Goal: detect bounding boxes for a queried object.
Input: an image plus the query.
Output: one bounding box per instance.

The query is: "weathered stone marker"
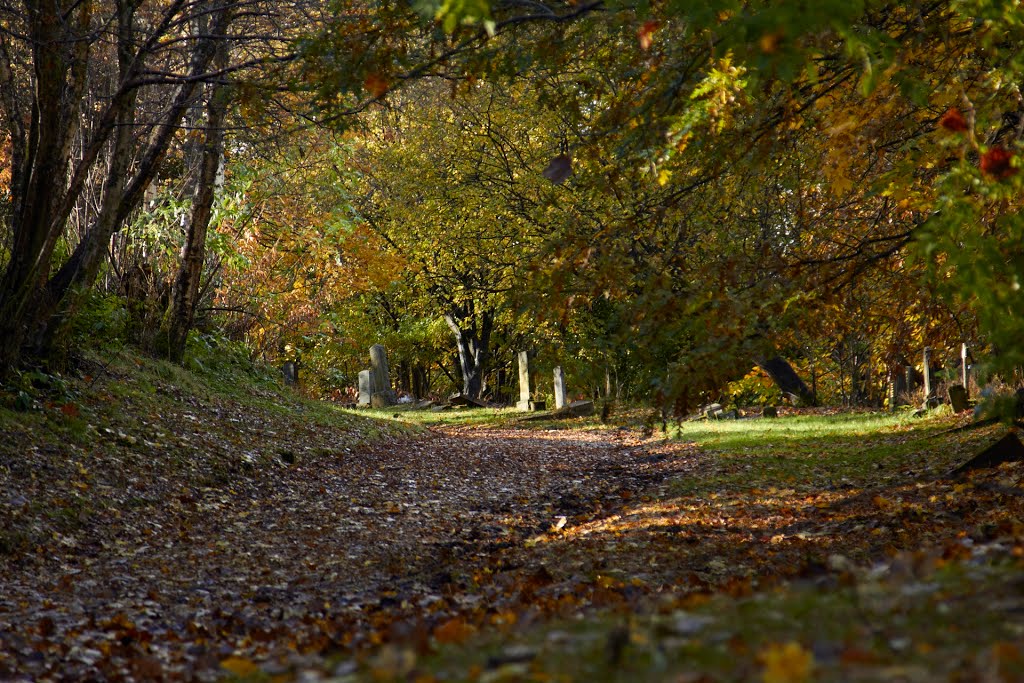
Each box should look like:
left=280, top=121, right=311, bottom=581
left=961, top=343, right=970, bottom=399
left=370, top=344, right=390, bottom=394
left=516, top=351, right=532, bottom=411
left=357, top=370, right=372, bottom=407
left=948, top=384, right=969, bottom=413
left=282, top=361, right=298, bottom=386
left=922, top=346, right=932, bottom=402
left=553, top=366, right=567, bottom=410
left=369, top=344, right=397, bottom=406
left=564, top=400, right=594, bottom=417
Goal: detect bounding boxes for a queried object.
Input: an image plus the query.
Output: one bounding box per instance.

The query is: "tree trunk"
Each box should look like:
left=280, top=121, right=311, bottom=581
left=164, top=10, right=232, bottom=363
left=444, top=303, right=493, bottom=400
left=758, top=355, right=818, bottom=406
left=0, top=1, right=231, bottom=373
left=0, top=0, right=86, bottom=370
left=40, top=6, right=230, bottom=360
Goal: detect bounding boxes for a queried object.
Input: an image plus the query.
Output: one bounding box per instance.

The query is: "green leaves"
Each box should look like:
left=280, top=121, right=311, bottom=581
left=432, top=0, right=495, bottom=34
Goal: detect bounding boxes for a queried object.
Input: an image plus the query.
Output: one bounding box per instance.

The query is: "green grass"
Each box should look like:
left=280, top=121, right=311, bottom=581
left=354, top=404, right=602, bottom=428
left=667, top=410, right=962, bottom=494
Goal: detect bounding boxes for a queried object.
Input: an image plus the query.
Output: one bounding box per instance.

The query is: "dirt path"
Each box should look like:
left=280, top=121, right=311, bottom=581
left=4, top=417, right=1019, bottom=681
left=0, top=425, right=696, bottom=680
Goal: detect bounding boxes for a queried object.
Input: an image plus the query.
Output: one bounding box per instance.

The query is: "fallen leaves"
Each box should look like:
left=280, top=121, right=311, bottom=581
left=760, top=641, right=814, bottom=683
left=7, top=358, right=1024, bottom=682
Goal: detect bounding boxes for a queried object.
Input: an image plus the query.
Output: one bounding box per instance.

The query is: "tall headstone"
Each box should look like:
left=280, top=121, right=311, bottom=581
left=553, top=366, right=567, bottom=410
left=922, top=346, right=932, bottom=401
left=961, top=343, right=970, bottom=399
left=516, top=351, right=532, bottom=411
left=369, top=344, right=397, bottom=406
left=357, top=370, right=373, bottom=407
left=887, top=370, right=896, bottom=413
left=282, top=361, right=298, bottom=386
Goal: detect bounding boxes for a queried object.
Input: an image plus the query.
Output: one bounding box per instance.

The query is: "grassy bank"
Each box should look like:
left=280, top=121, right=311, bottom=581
left=0, top=340, right=414, bottom=559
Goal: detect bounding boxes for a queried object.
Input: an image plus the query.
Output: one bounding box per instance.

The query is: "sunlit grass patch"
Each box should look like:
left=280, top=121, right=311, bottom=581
left=672, top=411, right=937, bottom=448
left=666, top=411, right=983, bottom=494
left=355, top=405, right=521, bottom=427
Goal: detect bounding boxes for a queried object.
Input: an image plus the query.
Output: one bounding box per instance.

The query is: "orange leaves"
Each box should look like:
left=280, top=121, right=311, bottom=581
left=980, top=146, right=1017, bottom=180
left=637, top=20, right=660, bottom=51
left=363, top=73, right=390, bottom=98
left=938, top=108, right=968, bottom=133
left=432, top=617, right=476, bottom=644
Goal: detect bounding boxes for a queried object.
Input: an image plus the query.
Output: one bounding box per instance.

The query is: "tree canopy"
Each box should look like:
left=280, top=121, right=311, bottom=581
left=1, top=0, right=1022, bottom=409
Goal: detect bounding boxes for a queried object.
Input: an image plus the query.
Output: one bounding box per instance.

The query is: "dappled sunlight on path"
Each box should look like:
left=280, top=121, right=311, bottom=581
left=2, top=417, right=1020, bottom=680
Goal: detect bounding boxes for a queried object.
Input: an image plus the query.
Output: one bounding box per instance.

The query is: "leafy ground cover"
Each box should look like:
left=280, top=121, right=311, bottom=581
left=3, top=357, right=1024, bottom=682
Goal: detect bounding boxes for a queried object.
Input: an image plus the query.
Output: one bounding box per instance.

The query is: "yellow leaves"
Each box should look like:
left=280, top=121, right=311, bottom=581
left=872, top=494, right=892, bottom=510
left=220, top=656, right=260, bottom=677
left=760, top=641, right=814, bottom=683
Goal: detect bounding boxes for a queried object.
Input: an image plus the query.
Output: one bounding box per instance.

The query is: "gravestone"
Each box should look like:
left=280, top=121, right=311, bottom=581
left=282, top=361, right=298, bottom=386
left=370, top=392, right=393, bottom=408
left=516, top=351, right=532, bottom=411
left=357, top=370, right=372, bottom=407
left=922, top=346, right=932, bottom=402
left=949, top=384, right=969, bottom=413
left=553, top=366, right=567, bottom=410
left=561, top=400, right=595, bottom=417
left=369, top=344, right=397, bottom=406
left=961, top=343, right=970, bottom=399
left=763, top=406, right=778, bottom=418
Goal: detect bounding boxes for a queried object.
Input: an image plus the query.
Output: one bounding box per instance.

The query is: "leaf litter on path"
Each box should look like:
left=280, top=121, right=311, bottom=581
left=3, top=404, right=1024, bottom=682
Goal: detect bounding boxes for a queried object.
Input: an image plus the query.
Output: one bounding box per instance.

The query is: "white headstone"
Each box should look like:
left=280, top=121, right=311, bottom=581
left=516, top=351, right=531, bottom=411
left=553, top=366, right=567, bottom=410
left=357, top=370, right=372, bottom=406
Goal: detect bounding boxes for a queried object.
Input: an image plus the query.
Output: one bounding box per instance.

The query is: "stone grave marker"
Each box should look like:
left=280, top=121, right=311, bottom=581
left=282, top=361, right=298, bottom=386
left=923, top=346, right=933, bottom=402
left=553, top=366, right=567, bottom=410
left=949, top=384, right=969, bottom=413
left=565, top=400, right=594, bottom=417
left=516, top=351, right=532, bottom=411
left=357, top=370, right=372, bottom=406
left=369, top=344, right=398, bottom=406
left=961, top=343, right=970, bottom=399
